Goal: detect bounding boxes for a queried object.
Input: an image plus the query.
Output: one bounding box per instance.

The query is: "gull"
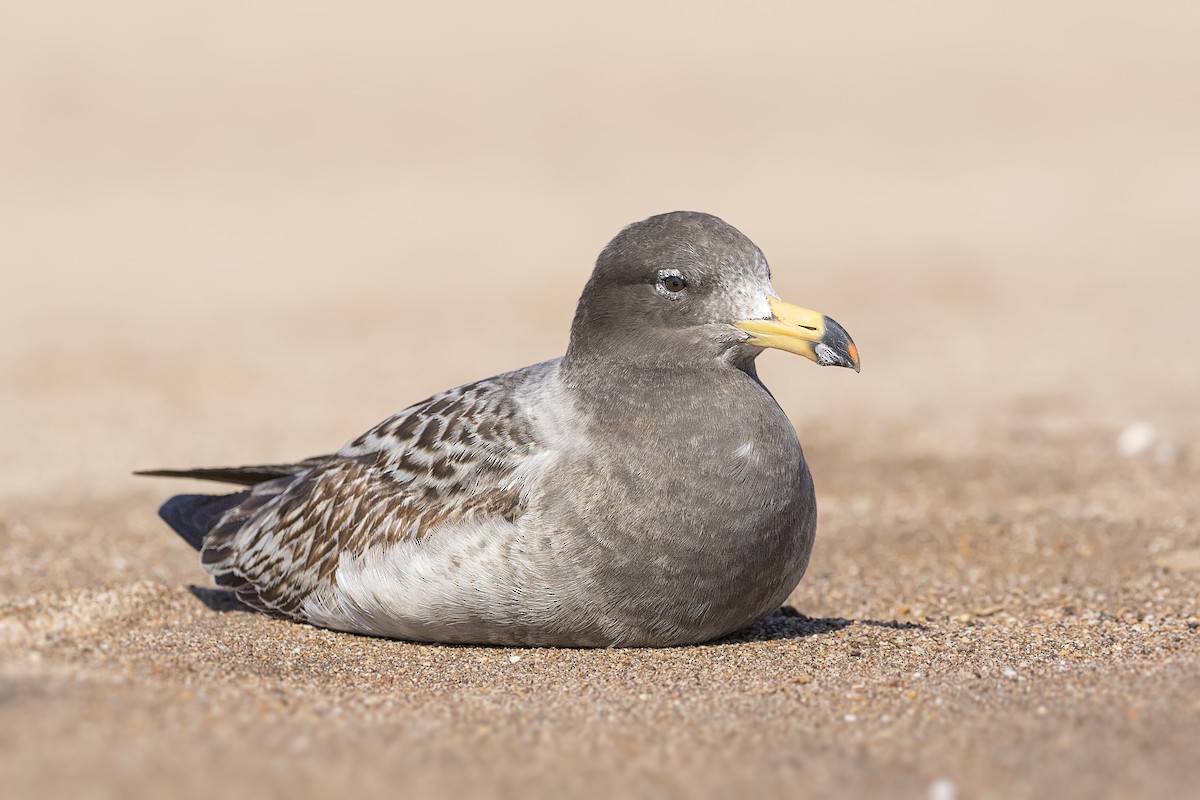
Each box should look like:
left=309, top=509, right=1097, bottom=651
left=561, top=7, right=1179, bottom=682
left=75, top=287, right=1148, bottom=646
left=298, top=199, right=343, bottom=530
left=141, top=211, right=859, bottom=646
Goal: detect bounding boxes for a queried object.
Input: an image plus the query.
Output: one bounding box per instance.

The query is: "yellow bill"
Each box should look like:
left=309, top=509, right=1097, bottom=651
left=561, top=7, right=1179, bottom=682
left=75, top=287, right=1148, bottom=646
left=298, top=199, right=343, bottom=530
left=734, top=296, right=860, bottom=372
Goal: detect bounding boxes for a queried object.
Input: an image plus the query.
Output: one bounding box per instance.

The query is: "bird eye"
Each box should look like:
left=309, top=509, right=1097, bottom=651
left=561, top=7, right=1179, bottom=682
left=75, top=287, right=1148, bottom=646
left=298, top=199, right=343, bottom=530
left=660, top=275, right=687, bottom=293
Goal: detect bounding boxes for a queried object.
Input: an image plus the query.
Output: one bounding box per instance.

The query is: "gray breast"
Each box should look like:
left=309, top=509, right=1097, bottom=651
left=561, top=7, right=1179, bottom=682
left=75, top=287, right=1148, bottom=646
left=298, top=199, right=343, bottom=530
left=530, top=365, right=817, bottom=646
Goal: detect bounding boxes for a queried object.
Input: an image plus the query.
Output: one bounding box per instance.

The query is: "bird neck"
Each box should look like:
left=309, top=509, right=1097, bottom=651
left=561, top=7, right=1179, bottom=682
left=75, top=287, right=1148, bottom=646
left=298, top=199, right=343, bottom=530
left=558, top=345, right=766, bottom=416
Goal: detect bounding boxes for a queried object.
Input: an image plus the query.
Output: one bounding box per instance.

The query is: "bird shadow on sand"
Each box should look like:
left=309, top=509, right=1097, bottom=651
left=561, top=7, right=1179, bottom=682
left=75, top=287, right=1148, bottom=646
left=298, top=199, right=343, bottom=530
left=716, top=605, right=925, bottom=644
left=184, top=589, right=925, bottom=646
left=187, top=586, right=254, bottom=613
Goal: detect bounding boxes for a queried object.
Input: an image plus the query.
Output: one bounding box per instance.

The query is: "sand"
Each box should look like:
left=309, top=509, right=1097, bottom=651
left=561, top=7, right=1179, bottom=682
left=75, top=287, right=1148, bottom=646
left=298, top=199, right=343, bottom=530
left=2, top=3, right=1198, bottom=798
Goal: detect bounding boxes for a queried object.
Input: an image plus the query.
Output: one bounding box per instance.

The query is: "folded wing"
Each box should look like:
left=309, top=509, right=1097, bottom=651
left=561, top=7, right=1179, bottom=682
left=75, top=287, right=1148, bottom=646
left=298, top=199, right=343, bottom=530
left=174, top=376, right=541, bottom=617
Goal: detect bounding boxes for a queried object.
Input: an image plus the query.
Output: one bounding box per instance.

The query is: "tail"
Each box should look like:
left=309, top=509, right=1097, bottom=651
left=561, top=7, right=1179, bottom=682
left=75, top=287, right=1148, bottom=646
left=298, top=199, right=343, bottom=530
left=158, top=492, right=251, bottom=550
left=139, top=456, right=328, bottom=549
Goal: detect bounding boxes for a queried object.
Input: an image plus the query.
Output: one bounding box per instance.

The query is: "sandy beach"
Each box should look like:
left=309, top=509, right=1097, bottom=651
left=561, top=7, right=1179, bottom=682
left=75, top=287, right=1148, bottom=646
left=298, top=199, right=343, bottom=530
left=2, top=3, right=1198, bottom=797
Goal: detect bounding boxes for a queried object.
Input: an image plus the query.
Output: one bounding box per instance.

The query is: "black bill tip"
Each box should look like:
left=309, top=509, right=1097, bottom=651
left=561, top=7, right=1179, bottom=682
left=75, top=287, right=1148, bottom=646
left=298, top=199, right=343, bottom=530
left=815, top=316, right=860, bottom=372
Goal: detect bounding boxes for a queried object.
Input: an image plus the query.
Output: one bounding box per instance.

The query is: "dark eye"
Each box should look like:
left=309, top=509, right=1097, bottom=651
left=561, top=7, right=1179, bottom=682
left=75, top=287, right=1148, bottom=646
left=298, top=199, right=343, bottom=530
left=660, top=275, right=687, bottom=293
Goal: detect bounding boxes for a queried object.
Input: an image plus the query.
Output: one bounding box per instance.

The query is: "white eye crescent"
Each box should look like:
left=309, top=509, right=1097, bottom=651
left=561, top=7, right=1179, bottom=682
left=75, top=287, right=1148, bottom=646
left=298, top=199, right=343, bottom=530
left=655, top=269, right=687, bottom=297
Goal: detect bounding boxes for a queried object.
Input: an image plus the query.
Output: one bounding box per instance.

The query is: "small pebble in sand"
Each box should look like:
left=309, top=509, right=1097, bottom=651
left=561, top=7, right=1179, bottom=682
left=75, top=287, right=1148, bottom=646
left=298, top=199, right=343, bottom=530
left=1117, top=422, right=1156, bottom=457
left=929, top=778, right=958, bottom=800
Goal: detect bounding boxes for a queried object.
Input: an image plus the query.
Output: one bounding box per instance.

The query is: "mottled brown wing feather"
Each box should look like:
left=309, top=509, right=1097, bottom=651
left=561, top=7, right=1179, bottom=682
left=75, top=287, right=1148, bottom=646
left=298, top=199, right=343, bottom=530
left=199, top=376, right=539, bottom=616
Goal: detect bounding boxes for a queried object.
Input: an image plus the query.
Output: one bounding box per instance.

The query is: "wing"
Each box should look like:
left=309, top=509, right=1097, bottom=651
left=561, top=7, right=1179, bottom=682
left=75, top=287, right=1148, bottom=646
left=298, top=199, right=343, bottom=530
left=199, top=375, right=542, bottom=617
left=137, top=456, right=332, bottom=486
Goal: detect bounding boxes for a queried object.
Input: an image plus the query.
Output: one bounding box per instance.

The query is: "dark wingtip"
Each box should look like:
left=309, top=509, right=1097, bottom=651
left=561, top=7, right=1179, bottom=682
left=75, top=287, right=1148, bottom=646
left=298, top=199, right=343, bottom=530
left=133, top=457, right=330, bottom=486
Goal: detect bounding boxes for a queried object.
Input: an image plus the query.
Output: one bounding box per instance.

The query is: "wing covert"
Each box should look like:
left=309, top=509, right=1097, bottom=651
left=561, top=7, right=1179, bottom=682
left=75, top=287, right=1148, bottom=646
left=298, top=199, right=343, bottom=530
left=200, top=376, right=541, bottom=616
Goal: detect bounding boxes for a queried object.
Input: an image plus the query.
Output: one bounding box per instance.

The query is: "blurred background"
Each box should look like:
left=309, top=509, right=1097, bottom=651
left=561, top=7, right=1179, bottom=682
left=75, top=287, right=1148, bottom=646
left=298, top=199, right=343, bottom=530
left=3, top=0, right=1197, bottom=505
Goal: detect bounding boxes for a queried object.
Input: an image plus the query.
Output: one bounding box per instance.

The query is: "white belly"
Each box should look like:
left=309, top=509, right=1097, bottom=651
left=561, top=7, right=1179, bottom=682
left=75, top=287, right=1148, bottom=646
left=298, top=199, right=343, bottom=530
left=296, top=517, right=633, bottom=645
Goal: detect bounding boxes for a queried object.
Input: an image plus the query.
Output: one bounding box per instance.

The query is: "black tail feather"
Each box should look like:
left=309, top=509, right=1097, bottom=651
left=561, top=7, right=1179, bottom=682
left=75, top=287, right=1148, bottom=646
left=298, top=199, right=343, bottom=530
left=158, top=492, right=250, bottom=551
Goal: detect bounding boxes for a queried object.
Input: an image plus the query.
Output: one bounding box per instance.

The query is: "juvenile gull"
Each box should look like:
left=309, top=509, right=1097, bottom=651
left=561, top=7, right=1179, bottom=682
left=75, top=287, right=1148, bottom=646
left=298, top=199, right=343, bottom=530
left=141, top=211, right=860, bottom=647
